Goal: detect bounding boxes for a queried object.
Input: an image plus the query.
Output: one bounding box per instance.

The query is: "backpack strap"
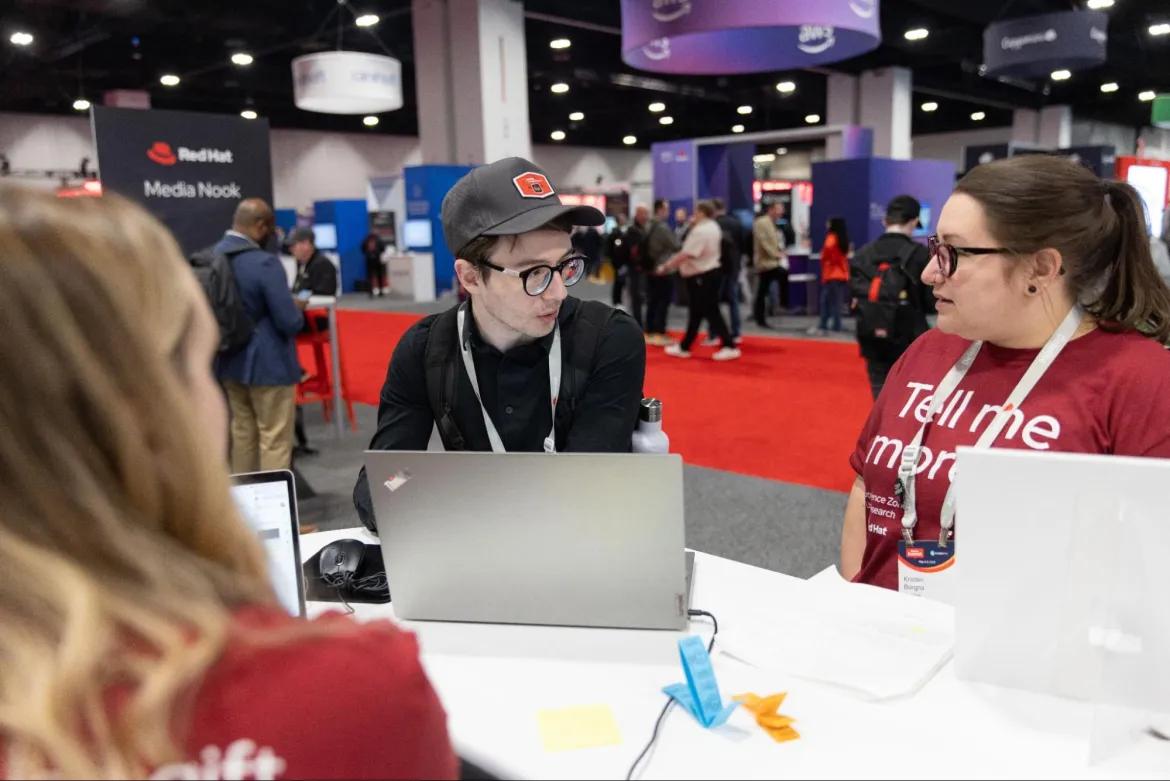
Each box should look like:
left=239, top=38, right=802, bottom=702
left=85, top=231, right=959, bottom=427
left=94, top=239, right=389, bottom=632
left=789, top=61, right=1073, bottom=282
left=423, top=308, right=466, bottom=451
left=559, top=300, right=617, bottom=418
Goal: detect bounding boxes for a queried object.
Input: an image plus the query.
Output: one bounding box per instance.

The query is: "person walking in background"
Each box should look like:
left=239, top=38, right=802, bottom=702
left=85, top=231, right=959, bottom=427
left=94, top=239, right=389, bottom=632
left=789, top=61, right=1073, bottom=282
left=811, top=216, right=851, bottom=335
left=674, top=206, right=691, bottom=242
left=642, top=199, right=681, bottom=345
left=624, top=205, right=650, bottom=326
left=606, top=212, right=631, bottom=309
left=216, top=200, right=307, bottom=475
left=362, top=233, right=388, bottom=296
left=753, top=198, right=789, bottom=328
left=658, top=200, right=740, bottom=361
left=578, top=225, right=603, bottom=280
left=708, top=198, right=744, bottom=344
left=286, top=227, right=339, bottom=458
left=849, top=195, right=936, bottom=399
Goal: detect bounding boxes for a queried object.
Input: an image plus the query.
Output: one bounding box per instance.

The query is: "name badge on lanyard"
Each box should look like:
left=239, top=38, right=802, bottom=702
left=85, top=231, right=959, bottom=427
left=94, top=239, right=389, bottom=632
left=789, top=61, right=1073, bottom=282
left=457, top=304, right=561, bottom=454
left=894, top=304, right=1085, bottom=604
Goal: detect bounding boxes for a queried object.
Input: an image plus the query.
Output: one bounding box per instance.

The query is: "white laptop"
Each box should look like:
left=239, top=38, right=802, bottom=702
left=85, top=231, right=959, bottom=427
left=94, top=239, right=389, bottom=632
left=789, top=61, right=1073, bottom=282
left=363, top=451, right=691, bottom=630
left=230, top=470, right=307, bottom=618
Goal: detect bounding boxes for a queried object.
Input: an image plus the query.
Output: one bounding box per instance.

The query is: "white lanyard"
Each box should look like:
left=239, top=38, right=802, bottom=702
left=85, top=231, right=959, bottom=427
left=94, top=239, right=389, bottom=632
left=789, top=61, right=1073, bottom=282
left=897, top=304, right=1085, bottom=545
left=456, top=304, right=561, bottom=454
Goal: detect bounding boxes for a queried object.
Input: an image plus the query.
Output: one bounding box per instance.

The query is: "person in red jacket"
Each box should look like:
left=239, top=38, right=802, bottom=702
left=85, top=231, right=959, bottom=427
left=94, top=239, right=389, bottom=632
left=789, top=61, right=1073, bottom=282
left=813, top=216, right=851, bottom=334
left=840, top=155, right=1170, bottom=592
left=0, top=187, right=457, bottom=780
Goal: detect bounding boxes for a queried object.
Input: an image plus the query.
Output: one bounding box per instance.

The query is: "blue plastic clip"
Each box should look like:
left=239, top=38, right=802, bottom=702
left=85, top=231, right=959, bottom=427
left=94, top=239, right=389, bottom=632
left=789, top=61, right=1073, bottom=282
left=662, top=635, right=738, bottom=728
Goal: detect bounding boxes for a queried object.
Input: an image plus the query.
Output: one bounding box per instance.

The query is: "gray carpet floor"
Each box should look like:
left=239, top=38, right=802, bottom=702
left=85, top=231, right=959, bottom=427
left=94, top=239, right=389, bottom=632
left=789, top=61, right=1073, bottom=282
left=296, top=280, right=853, bottom=580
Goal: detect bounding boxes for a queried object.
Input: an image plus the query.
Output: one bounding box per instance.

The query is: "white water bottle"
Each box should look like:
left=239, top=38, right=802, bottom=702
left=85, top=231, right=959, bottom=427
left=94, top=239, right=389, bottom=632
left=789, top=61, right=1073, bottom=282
left=632, top=398, right=670, bottom=454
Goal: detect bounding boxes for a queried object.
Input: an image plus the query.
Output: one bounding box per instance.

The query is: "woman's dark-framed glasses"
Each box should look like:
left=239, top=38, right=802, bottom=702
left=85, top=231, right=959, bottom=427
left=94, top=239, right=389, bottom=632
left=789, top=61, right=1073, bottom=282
left=927, top=235, right=1009, bottom=277
left=482, top=255, right=587, bottom=296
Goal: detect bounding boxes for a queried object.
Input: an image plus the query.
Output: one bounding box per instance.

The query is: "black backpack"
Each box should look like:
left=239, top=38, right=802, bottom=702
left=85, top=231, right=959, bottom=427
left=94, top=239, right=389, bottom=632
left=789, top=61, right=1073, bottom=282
left=189, top=245, right=254, bottom=354
left=849, top=241, right=919, bottom=344
left=423, top=300, right=616, bottom=451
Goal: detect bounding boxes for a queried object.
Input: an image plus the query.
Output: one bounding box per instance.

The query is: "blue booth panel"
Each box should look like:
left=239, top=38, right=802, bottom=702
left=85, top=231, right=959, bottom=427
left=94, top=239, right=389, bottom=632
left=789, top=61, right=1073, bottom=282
left=404, top=164, right=475, bottom=294
left=313, top=199, right=369, bottom=294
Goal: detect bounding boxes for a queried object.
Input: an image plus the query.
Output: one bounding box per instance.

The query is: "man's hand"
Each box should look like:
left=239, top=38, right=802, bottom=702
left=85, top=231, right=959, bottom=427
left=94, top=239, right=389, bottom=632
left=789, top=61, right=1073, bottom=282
left=294, top=295, right=310, bottom=310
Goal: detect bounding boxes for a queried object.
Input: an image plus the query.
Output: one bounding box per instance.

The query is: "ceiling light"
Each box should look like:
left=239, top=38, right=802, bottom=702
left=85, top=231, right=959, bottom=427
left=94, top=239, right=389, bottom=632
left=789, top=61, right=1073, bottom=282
left=732, top=124, right=745, bottom=133
left=550, top=82, right=569, bottom=94
left=904, top=28, right=929, bottom=41
left=363, top=115, right=379, bottom=126
left=623, top=135, right=637, bottom=145
left=753, top=153, right=776, bottom=163
left=1051, top=69, right=1072, bottom=81
left=737, top=105, right=753, bottom=115
left=72, top=98, right=91, bottom=111
left=355, top=14, right=380, bottom=27
left=10, top=31, right=33, bottom=46
left=231, top=52, right=254, bottom=66
left=1140, top=90, right=1157, bottom=102
left=776, top=81, right=796, bottom=93
left=805, top=114, right=820, bottom=124
left=1100, top=82, right=1119, bottom=93
left=921, top=101, right=939, bottom=112
left=777, top=147, right=788, bottom=154
left=659, top=116, right=674, bottom=125
left=159, top=74, right=180, bottom=86
left=240, top=110, right=258, bottom=120
left=1150, top=23, right=1170, bottom=36
left=550, top=38, right=571, bottom=49
left=971, top=111, right=986, bottom=121
left=649, top=102, right=666, bottom=112
left=550, top=130, right=566, bottom=141
left=1086, top=0, right=1113, bottom=8
left=569, top=111, right=584, bottom=121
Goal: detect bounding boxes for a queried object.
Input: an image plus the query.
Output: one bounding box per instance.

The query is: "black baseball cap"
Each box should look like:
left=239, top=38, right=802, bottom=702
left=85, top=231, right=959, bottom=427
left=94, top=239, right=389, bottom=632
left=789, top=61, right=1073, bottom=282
left=441, top=157, right=605, bottom=256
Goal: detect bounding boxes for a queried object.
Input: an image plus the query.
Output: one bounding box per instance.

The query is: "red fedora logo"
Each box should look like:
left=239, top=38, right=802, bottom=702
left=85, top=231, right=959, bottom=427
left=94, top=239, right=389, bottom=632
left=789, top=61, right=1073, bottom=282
left=513, top=172, right=555, bottom=199
left=147, top=142, right=177, bottom=166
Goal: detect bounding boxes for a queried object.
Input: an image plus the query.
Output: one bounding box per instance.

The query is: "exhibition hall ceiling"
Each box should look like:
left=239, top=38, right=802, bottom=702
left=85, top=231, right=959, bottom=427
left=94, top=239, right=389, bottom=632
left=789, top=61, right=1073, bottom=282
left=1, top=0, right=1167, bottom=149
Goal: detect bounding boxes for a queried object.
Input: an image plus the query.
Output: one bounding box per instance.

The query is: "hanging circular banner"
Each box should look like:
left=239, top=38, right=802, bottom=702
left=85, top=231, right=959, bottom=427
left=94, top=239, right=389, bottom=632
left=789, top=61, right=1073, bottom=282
left=620, top=0, right=881, bottom=75
left=292, top=51, right=403, bottom=114
left=983, top=11, right=1107, bottom=80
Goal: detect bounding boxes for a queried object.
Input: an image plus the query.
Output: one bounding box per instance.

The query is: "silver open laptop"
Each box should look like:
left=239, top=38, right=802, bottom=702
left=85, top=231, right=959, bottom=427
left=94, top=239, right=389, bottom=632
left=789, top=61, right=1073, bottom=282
left=363, top=451, right=691, bottom=630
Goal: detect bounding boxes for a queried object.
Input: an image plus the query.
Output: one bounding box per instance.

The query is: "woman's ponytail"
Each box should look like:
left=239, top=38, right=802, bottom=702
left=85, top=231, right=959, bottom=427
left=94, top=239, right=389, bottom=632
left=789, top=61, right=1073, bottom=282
left=1090, top=180, right=1170, bottom=343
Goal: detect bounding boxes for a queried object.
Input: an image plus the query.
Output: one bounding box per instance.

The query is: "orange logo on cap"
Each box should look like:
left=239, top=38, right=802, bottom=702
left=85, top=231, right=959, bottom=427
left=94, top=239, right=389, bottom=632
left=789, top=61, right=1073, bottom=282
left=513, top=172, right=555, bottom=199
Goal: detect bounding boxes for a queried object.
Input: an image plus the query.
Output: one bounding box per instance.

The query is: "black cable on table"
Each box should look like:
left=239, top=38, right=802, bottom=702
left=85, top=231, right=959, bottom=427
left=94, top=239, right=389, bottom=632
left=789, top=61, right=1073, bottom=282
left=624, top=609, right=720, bottom=781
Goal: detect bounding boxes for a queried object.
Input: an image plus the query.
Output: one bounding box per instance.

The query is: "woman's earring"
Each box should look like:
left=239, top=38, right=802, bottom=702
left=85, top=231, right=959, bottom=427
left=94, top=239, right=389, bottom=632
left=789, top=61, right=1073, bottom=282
left=1028, top=285, right=1037, bottom=294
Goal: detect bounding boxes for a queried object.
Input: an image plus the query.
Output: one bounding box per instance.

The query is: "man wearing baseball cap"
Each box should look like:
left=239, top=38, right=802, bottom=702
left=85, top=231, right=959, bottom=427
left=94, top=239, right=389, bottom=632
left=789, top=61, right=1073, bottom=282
left=352, top=157, right=646, bottom=531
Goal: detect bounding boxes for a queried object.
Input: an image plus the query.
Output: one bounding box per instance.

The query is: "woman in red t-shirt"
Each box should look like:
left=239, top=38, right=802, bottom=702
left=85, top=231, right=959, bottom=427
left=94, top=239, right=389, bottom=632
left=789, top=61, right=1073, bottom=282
left=815, top=217, right=851, bottom=333
left=840, top=155, right=1170, bottom=591
left=0, top=189, right=458, bottom=780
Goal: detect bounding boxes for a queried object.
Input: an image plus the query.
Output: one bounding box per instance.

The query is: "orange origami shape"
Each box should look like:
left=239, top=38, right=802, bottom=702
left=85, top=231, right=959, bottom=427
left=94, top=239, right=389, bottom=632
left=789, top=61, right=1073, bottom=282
left=733, top=692, right=801, bottom=743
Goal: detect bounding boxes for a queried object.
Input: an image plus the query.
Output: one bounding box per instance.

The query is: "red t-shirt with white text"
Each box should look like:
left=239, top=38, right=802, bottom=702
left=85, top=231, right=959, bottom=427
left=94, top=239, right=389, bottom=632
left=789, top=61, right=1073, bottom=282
left=2, top=606, right=458, bottom=780
left=850, top=327, right=1170, bottom=590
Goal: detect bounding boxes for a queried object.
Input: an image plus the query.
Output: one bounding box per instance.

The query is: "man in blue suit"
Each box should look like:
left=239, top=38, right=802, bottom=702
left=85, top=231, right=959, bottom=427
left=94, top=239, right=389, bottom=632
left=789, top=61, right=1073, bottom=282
left=216, top=198, right=306, bottom=474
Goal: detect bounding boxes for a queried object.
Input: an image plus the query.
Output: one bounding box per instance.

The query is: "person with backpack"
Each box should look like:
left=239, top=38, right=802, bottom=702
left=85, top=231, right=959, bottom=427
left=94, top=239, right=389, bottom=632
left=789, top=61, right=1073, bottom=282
left=352, top=158, right=646, bottom=532
left=641, top=199, right=681, bottom=345
left=214, top=199, right=307, bottom=475
left=848, top=195, right=936, bottom=399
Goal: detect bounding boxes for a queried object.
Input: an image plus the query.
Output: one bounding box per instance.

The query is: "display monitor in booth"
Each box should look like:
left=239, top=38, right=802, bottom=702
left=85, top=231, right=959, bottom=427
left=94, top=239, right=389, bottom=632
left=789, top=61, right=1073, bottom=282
left=603, top=216, right=618, bottom=234
left=913, top=204, right=933, bottom=237
left=733, top=208, right=755, bottom=227
left=311, top=223, right=338, bottom=250
left=1125, top=165, right=1169, bottom=237
left=403, top=219, right=433, bottom=249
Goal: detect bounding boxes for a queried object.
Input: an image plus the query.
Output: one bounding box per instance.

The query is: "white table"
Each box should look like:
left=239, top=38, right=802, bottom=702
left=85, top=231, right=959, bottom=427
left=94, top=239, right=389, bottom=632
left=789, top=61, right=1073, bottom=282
left=299, top=529, right=1167, bottom=780
left=306, top=296, right=344, bottom=439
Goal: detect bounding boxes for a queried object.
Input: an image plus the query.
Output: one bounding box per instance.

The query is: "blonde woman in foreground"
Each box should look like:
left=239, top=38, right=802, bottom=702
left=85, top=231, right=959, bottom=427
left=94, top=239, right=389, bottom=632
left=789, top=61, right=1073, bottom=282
left=0, top=188, right=457, bottom=780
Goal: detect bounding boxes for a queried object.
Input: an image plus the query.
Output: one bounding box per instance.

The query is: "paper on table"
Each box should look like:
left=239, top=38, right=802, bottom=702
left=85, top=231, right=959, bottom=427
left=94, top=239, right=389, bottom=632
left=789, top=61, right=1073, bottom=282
left=718, top=576, right=954, bottom=702
left=537, top=705, right=623, bottom=753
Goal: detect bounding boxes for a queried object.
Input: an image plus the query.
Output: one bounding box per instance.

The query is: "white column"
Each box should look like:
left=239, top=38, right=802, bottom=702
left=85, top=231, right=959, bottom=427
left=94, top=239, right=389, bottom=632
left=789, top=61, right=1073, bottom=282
left=1011, top=109, right=1039, bottom=145
left=825, top=73, right=858, bottom=160
left=858, top=67, right=912, bottom=160
left=412, top=0, right=531, bottom=165
left=1037, top=105, right=1072, bottom=150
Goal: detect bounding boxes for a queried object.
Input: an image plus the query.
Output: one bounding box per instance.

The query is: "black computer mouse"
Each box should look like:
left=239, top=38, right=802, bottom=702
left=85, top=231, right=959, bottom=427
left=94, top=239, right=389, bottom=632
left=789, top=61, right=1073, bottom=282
left=319, top=539, right=366, bottom=579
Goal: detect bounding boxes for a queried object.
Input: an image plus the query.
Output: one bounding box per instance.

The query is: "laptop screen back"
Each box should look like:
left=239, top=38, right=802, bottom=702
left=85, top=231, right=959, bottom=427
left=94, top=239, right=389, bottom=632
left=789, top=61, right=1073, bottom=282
left=230, top=471, right=306, bottom=617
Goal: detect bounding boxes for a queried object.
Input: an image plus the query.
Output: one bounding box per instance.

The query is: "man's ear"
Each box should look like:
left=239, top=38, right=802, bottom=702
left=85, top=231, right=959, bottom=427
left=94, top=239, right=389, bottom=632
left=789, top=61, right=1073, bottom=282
left=454, top=258, right=482, bottom=293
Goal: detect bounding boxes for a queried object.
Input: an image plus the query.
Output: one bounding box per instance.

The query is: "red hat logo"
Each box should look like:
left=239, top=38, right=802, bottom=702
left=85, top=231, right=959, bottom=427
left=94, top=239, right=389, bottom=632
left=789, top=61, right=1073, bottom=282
left=147, top=142, right=177, bottom=166
left=513, top=172, right=555, bottom=199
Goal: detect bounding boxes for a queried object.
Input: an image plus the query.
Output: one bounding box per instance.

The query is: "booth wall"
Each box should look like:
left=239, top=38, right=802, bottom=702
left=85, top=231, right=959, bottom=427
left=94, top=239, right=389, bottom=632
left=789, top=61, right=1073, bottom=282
left=910, top=127, right=1014, bottom=173
left=531, top=144, right=654, bottom=210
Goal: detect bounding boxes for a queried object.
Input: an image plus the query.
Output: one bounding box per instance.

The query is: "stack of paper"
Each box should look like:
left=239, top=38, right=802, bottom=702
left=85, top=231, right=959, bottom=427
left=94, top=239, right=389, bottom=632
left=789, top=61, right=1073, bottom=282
left=718, top=578, right=955, bottom=701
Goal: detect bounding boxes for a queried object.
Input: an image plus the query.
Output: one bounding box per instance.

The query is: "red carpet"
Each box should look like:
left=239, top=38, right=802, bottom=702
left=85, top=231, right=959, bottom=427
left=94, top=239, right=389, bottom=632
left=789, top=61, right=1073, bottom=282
left=325, top=310, right=873, bottom=493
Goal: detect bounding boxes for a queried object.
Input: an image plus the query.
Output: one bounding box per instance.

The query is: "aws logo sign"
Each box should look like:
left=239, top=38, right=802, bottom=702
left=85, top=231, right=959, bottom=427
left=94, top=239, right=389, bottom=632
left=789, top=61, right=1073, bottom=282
left=651, top=0, right=691, bottom=23
left=642, top=37, right=672, bottom=61
left=797, top=25, right=836, bottom=54
left=147, top=142, right=235, bottom=166
left=849, top=0, right=876, bottom=19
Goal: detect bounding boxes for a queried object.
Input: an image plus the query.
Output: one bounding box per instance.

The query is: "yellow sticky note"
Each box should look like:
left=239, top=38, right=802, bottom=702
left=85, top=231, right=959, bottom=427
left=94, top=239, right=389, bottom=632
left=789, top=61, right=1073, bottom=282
left=537, top=705, right=623, bottom=753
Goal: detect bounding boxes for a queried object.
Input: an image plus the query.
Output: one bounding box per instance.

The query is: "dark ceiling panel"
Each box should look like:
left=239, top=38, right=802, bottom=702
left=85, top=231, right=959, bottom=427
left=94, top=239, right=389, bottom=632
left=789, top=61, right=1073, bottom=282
left=0, top=0, right=1166, bottom=148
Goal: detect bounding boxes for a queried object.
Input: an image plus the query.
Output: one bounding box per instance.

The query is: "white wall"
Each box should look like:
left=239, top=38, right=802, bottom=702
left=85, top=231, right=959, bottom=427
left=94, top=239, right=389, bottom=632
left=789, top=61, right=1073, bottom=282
left=268, top=128, right=421, bottom=209
left=531, top=143, right=654, bottom=210
left=0, top=112, right=96, bottom=190
left=910, top=127, right=1014, bottom=171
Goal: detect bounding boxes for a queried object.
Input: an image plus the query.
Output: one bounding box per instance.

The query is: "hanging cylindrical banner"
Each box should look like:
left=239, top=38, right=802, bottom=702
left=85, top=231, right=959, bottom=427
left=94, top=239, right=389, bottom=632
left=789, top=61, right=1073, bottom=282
left=292, top=51, right=403, bottom=114
left=620, top=0, right=881, bottom=75
left=982, top=11, right=1107, bottom=80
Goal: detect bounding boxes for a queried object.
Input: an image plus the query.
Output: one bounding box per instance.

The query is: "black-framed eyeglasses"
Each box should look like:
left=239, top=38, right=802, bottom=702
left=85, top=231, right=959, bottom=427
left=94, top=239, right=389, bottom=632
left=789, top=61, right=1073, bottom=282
left=927, top=235, right=1010, bottom=277
left=481, top=255, right=587, bottom=296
